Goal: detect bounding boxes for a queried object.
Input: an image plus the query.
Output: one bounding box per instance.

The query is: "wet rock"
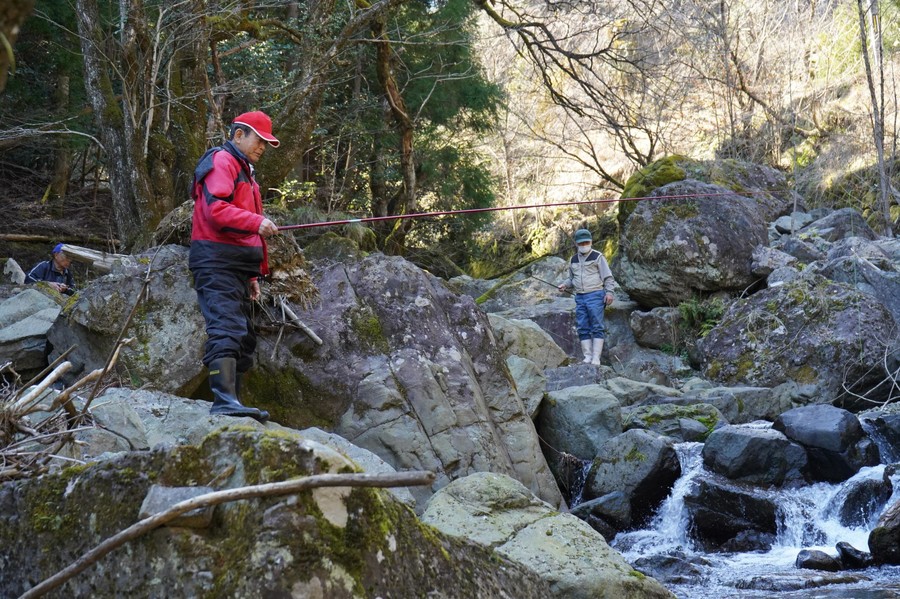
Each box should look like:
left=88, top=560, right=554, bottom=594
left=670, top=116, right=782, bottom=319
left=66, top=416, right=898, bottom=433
left=585, top=429, right=681, bottom=527
left=631, top=550, right=712, bottom=586
left=869, top=498, right=900, bottom=564
left=795, top=549, right=842, bottom=571
left=831, top=471, right=893, bottom=527
left=702, top=424, right=807, bottom=486
left=735, top=570, right=866, bottom=592
left=836, top=541, right=874, bottom=569
left=774, top=405, right=880, bottom=483
left=720, top=530, right=777, bottom=553
left=683, top=478, right=778, bottom=551
left=570, top=491, right=631, bottom=530
left=861, top=411, right=900, bottom=462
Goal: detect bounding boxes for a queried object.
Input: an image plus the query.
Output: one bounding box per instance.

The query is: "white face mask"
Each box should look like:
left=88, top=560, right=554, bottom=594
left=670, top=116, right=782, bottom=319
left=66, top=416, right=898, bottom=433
left=578, top=244, right=592, bottom=255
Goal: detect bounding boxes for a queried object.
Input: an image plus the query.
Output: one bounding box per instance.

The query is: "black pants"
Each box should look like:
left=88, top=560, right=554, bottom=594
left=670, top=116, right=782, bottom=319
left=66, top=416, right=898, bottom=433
left=192, top=268, right=257, bottom=371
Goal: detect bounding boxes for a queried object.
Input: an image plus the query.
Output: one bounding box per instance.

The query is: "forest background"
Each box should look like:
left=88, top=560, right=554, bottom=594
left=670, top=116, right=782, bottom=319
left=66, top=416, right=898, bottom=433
left=1, top=0, right=899, bottom=281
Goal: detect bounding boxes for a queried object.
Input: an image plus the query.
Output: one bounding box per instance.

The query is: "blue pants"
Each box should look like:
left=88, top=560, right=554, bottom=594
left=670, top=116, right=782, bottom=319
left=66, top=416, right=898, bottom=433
left=192, top=268, right=257, bottom=371
left=575, top=290, right=607, bottom=341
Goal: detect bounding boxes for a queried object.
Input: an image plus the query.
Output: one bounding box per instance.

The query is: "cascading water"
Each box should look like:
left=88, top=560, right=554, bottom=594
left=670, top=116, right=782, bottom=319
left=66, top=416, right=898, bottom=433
left=610, top=441, right=900, bottom=598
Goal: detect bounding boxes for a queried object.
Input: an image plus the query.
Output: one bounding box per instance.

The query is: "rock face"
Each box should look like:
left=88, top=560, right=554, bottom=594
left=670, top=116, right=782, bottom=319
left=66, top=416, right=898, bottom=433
left=255, top=253, right=562, bottom=509
left=0, top=288, right=60, bottom=371
left=869, top=499, right=900, bottom=565
left=421, top=472, right=674, bottom=599
left=538, top=384, right=623, bottom=460
left=46, top=245, right=206, bottom=395
left=683, top=478, right=778, bottom=552
left=700, top=273, right=893, bottom=403
left=0, top=430, right=552, bottom=598
left=614, top=179, right=775, bottom=308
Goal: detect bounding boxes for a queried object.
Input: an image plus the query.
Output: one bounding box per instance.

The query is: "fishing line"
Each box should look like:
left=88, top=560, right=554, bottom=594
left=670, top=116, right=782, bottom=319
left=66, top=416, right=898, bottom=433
left=277, top=189, right=787, bottom=231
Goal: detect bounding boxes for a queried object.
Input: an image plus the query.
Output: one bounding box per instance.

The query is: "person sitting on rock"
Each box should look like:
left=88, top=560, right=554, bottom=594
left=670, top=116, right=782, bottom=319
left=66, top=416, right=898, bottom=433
left=558, top=228, right=616, bottom=365
left=25, top=243, right=76, bottom=295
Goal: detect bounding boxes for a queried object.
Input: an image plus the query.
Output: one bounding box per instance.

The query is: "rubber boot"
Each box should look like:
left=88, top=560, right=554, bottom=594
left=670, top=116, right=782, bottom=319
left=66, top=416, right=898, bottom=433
left=590, top=338, right=604, bottom=366
left=209, top=358, right=269, bottom=423
left=581, top=339, right=592, bottom=363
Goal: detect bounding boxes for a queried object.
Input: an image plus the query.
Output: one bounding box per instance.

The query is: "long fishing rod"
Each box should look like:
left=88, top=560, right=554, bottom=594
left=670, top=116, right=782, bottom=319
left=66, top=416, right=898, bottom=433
left=529, top=274, right=573, bottom=295
left=276, top=189, right=784, bottom=231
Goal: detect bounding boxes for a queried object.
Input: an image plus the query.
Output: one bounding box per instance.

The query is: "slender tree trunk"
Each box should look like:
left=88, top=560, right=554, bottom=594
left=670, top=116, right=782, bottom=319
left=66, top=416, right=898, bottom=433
left=857, top=0, right=893, bottom=236
left=372, top=16, right=416, bottom=255
left=50, top=74, right=72, bottom=214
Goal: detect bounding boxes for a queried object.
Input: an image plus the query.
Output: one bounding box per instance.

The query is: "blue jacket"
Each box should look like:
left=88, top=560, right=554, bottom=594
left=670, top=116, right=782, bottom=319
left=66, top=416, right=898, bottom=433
left=25, top=260, right=76, bottom=295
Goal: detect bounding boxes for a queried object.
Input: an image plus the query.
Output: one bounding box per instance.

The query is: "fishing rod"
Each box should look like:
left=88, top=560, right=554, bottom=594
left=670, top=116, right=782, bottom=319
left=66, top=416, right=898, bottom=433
left=276, top=189, right=784, bottom=231
left=529, top=274, right=573, bottom=295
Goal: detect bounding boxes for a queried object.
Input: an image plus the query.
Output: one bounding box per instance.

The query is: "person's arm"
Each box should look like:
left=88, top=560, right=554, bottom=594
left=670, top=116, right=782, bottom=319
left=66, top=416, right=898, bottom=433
left=598, top=255, right=616, bottom=304
left=558, top=260, right=575, bottom=291
left=63, top=270, right=76, bottom=295
left=24, top=262, right=49, bottom=285
left=202, top=153, right=265, bottom=235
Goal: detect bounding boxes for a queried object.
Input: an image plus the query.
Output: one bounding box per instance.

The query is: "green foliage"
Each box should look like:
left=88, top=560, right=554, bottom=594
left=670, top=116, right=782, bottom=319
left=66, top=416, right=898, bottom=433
left=678, top=296, right=726, bottom=338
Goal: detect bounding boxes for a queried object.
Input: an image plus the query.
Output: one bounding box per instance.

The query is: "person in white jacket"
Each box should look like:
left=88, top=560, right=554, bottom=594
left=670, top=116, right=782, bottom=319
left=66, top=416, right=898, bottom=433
left=558, top=229, right=616, bottom=365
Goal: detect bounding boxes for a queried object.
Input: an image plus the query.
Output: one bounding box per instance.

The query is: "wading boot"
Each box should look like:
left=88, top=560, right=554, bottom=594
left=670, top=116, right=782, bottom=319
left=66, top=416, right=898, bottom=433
left=235, top=369, right=270, bottom=423
left=209, top=357, right=269, bottom=423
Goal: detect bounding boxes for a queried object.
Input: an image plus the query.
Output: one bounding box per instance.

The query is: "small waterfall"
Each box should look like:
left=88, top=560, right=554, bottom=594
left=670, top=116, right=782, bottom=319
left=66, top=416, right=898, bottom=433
left=567, top=459, right=593, bottom=507
left=609, top=438, right=900, bottom=598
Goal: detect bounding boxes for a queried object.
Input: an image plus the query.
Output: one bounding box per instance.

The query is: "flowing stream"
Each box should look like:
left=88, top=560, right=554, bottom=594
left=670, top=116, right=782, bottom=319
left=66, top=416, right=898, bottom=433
left=605, top=442, right=900, bottom=598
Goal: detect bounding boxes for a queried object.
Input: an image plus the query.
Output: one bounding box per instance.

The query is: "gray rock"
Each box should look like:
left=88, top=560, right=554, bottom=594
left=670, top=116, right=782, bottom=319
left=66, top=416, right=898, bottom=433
left=506, top=355, right=545, bottom=418
left=702, top=424, right=807, bottom=486
left=3, top=258, right=25, bottom=285
left=570, top=491, right=632, bottom=529
left=258, top=253, right=562, bottom=510
left=629, top=307, right=681, bottom=350
left=861, top=411, right=900, bottom=462
left=799, top=207, right=878, bottom=242
left=614, top=179, right=775, bottom=307
left=585, top=429, right=681, bottom=527
left=836, top=541, right=874, bottom=569
left=421, top=472, right=674, bottom=599
left=795, top=549, right=842, bottom=572
left=544, top=363, right=611, bottom=392
left=700, top=273, right=895, bottom=404
left=46, top=245, right=206, bottom=395
left=488, top=313, right=567, bottom=370
left=602, top=376, right=682, bottom=407
left=445, top=274, right=494, bottom=300
left=767, top=265, right=802, bottom=286
left=774, top=405, right=880, bottom=483
left=622, top=402, right=725, bottom=442
left=831, top=472, right=893, bottom=527
left=0, top=431, right=552, bottom=598
left=674, top=383, right=801, bottom=423
left=751, top=245, right=798, bottom=276
left=870, top=499, right=900, bottom=564
left=477, top=256, right=571, bottom=313
left=538, top=384, right=622, bottom=460
left=774, top=212, right=815, bottom=234
left=0, top=288, right=60, bottom=371
left=813, top=241, right=900, bottom=326
left=776, top=236, right=827, bottom=264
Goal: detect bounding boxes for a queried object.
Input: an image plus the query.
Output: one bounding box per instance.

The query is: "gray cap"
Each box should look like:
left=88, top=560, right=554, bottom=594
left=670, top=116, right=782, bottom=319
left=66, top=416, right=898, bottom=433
left=574, top=229, right=592, bottom=243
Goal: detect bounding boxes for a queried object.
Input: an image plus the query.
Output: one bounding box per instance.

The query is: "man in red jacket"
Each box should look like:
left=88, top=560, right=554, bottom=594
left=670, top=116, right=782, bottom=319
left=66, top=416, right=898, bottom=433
left=189, top=111, right=280, bottom=423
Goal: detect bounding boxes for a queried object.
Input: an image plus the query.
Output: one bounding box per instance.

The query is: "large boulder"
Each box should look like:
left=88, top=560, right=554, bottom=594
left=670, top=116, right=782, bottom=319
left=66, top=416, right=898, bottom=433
left=614, top=179, right=773, bottom=307
left=798, top=207, right=878, bottom=242
left=701, top=424, right=807, bottom=487
left=488, top=313, right=568, bottom=370
left=475, top=256, right=571, bottom=313
left=0, top=288, right=60, bottom=371
left=584, top=429, right=681, bottom=527
left=683, top=477, right=778, bottom=552
left=675, top=382, right=807, bottom=424
left=0, top=430, right=552, bottom=598
left=700, top=273, right=894, bottom=404
left=537, top=384, right=622, bottom=461
left=622, top=402, right=725, bottom=442
left=254, top=253, right=562, bottom=510
left=773, top=405, right=880, bottom=483
left=46, top=245, right=206, bottom=395
left=421, top=472, right=674, bottom=599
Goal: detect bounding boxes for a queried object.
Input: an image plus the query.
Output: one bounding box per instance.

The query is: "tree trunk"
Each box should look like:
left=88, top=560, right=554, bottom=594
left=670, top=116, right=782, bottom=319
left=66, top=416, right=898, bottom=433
left=49, top=74, right=72, bottom=214
left=0, top=0, right=36, bottom=92
left=857, top=0, right=893, bottom=237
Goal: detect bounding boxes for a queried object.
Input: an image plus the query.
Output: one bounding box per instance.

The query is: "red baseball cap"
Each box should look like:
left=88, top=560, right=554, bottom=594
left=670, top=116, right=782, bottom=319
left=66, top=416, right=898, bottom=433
left=232, top=111, right=280, bottom=147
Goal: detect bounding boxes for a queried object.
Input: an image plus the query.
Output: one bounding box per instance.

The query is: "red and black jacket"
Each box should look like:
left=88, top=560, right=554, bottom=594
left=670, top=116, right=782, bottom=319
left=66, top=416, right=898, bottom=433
left=188, top=141, right=269, bottom=276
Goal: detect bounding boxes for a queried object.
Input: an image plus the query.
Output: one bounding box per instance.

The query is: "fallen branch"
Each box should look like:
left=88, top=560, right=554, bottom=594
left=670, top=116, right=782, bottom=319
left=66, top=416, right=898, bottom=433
left=279, top=295, right=324, bottom=345
left=20, top=470, right=436, bottom=599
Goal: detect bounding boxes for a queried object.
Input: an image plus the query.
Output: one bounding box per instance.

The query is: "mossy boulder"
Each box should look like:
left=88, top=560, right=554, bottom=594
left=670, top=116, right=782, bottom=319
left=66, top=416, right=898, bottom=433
left=700, top=273, right=895, bottom=406
left=615, top=158, right=795, bottom=308
left=0, top=430, right=554, bottom=598
left=622, top=402, right=726, bottom=442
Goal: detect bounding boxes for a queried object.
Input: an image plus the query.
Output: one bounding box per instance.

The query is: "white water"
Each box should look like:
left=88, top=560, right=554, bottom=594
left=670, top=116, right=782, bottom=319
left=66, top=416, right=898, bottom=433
left=610, top=440, right=900, bottom=598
